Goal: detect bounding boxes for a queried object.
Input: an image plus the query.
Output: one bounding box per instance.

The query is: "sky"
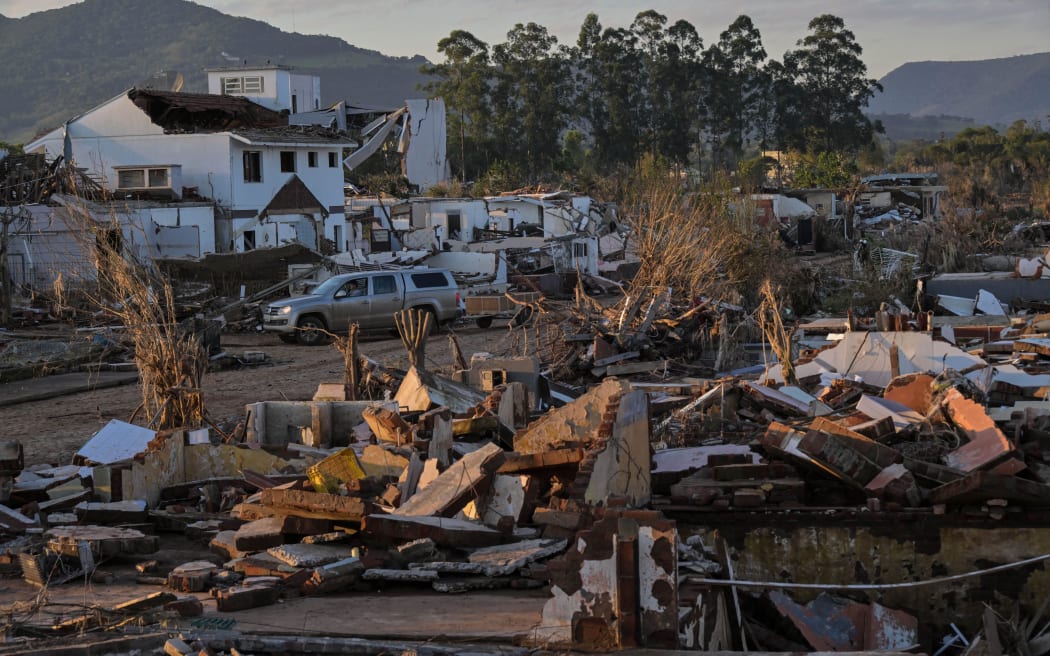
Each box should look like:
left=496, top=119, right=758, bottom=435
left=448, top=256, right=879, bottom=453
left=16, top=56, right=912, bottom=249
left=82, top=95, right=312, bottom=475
left=1, top=0, right=1047, bottom=78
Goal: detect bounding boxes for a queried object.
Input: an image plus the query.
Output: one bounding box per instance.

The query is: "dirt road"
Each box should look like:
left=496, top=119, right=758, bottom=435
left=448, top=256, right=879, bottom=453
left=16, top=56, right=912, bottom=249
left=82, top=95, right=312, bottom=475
left=1, top=323, right=522, bottom=467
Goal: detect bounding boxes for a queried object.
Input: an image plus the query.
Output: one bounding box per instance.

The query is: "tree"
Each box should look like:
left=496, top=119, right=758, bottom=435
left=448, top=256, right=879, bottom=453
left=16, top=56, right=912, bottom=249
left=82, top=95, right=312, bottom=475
left=780, top=14, right=882, bottom=153
left=702, top=15, right=768, bottom=168
left=421, top=30, right=492, bottom=180
left=629, top=11, right=703, bottom=167
left=491, top=23, right=572, bottom=179
left=572, top=15, right=643, bottom=170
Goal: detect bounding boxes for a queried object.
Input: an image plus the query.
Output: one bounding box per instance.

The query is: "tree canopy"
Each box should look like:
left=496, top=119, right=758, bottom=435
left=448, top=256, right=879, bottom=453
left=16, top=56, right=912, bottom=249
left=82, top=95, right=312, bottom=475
left=422, top=11, right=885, bottom=183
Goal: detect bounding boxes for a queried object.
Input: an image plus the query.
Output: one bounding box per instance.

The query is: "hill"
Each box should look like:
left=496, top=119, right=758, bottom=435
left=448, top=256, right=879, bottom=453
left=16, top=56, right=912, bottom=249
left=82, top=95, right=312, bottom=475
left=868, top=52, right=1050, bottom=129
left=0, top=0, right=432, bottom=143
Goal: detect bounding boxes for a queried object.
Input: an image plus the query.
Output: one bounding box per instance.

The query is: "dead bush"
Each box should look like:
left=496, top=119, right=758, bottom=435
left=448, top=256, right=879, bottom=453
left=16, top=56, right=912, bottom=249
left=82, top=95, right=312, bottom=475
left=58, top=195, right=206, bottom=430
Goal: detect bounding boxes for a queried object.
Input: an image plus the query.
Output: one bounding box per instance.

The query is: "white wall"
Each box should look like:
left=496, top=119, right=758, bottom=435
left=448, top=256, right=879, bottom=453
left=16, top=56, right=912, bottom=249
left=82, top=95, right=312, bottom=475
left=289, top=73, right=321, bottom=112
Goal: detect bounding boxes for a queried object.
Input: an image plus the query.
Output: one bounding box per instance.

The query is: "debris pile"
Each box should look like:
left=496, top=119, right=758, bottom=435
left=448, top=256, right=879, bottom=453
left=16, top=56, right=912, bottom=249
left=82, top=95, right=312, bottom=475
left=8, top=298, right=1050, bottom=651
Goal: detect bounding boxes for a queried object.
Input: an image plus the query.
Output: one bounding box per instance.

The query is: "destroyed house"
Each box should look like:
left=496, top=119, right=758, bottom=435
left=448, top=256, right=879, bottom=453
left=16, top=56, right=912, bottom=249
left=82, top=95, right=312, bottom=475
left=24, top=88, right=355, bottom=255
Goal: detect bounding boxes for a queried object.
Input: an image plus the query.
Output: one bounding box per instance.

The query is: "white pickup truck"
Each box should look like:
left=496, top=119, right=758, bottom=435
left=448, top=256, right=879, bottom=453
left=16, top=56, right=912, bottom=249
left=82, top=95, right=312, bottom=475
left=262, top=269, right=462, bottom=345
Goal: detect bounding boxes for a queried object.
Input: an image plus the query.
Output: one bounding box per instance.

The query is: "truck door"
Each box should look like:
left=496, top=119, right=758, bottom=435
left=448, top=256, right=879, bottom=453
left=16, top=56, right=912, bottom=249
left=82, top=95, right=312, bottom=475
left=331, top=277, right=370, bottom=331
left=368, top=274, right=403, bottom=329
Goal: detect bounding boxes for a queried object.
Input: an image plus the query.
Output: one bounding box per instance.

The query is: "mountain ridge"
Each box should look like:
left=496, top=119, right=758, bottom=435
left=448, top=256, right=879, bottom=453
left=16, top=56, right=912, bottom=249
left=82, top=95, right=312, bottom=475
left=869, top=51, right=1050, bottom=128
left=0, top=0, right=431, bottom=143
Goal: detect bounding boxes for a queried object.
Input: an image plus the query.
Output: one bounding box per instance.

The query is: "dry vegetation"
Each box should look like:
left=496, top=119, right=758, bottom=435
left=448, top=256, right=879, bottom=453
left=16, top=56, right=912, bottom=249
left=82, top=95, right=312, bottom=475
left=56, top=195, right=206, bottom=431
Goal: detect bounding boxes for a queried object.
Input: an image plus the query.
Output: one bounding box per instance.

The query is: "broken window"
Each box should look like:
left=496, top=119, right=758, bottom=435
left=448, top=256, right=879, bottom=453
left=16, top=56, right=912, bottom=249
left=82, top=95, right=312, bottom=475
left=573, top=242, right=589, bottom=258
left=243, top=230, right=256, bottom=251
left=308, top=152, right=318, bottom=168
left=243, top=151, right=262, bottom=182
left=447, top=211, right=462, bottom=239
left=328, top=152, right=338, bottom=168
left=280, top=151, right=296, bottom=173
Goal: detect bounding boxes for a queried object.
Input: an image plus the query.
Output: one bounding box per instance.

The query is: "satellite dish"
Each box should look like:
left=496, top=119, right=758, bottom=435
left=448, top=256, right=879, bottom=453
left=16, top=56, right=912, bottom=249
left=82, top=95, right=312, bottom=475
left=139, top=70, right=184, bottom=92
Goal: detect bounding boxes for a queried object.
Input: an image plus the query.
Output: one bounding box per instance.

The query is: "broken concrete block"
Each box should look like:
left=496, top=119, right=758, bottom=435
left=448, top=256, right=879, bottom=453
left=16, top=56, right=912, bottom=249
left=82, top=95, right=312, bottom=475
left=394, top=538, right=441, bottom=564
left=480, top=474, right=537, bottom=527
left=362, top=406, right=415, bottom=445
left=301, top=557, right=364, bottom=595
left=359, top=445, right=409, bottom=479
left=417, top=459, right=440, bottom=491
left=164, top=596, right=204, bottom=617
left=167, top=561, right=218, bottom=593
left=74, top=500, right=148, bottom=524
left=425, top=407, right=454, bottom=467
left=943, top=389, right=1023, bottom=473
left=233, top=517, right=286, bottom=552
left=210, top=530, right=249, bottom=560
left=865, top=463, right=921, bottom=506
left=364, top=514, right=505, bottom=548
left=394, top=442, right=505, bottom=517
left=214, top=584, right=280, bottom=612
left=467, top=538, right=567, bottom=576
left=584, top=390, right=651, bottom=507
left=433, top=577, right=513, bottom=594
left=361, top=568, right=439, bottom=583
left=164, top=638, right=194, bottom=656
left=732, top=488, right=766, bottom=507
left=259, top=488, right=370, bottom=521
left=46, top=525, right=158, bottom=558
left=515, top=379, right=629, bottom=454
left=498, top=449, right=585, bottom=473
left=267, top=543, right=350, bottom=568
left=395, top=366, right=487, bottom=414
left=409, top=561, right=487, bottom=575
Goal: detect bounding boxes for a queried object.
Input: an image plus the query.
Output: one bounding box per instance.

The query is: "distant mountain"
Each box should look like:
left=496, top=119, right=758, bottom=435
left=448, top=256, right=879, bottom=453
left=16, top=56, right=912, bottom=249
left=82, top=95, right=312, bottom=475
left=0, top=0, right=433, bottom=143
left=868, top=52, right=1050, bottom=130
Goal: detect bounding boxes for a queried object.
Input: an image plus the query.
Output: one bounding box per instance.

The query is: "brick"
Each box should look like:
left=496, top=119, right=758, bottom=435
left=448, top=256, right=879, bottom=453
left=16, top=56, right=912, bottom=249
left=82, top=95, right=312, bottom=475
left=214, top=584, right=280, bottom=612
left=233, top=517, right=285, bottom=552
left=713, top=464, right=771, bottom=481
left=163, top=596, right=204, bottom=617
left=167, top=561, right=217, bottom=593
left=732, top=489, right=766, bottom=507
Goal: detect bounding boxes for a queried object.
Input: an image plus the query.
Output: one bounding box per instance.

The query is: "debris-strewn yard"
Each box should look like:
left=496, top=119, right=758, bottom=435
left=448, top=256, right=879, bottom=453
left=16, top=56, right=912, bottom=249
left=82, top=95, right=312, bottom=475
left=1, top=329, right=510, bottom=467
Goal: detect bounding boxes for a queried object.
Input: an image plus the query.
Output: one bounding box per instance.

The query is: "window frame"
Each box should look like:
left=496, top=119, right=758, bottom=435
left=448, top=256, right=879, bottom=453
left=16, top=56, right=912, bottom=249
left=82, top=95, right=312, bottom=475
left=280, top=151, right=296, bottom=173
left=307, top=152, right=318, bottom=168
left=243, top=151, right=262, bottom=183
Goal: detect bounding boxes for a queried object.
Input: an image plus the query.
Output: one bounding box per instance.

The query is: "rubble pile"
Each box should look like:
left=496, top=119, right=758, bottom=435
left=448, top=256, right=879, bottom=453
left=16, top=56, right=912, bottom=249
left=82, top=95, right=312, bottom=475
left=9, top=301, right=1050, bottom=651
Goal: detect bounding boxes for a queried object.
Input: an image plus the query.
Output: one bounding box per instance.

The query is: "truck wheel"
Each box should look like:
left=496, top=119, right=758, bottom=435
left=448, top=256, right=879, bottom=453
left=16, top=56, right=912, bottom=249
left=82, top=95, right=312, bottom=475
left=296, top=316, right=329, bottom=346
left=278, top=334, right=297, bottom=344
left=475, top=316, right=494, bottom=329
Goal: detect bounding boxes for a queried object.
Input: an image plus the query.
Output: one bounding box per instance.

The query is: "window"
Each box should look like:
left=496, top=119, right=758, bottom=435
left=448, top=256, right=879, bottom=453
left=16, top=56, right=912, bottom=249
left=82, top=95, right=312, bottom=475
left=373, top=275, right=397, bottom=295
left=447, top=211, right=462, bottom=238
left=573, top=242, right=589, bottom=258
left=243, top=151, right=261, bottom=182
left=308, top=152, right=318, bottom=168
left=148, top=168, right=168, bottom=187
left=410, top=272, right=449, bottom=289
left=243, top=230, right=256, bottom=251
left=332, top=225, right=342, bottom=252
left=292, top=94, right=298, bottom=113
left=117, top=169, right=145, bottom=189
left=280, top=151, right=296, bottom=173
left=222, top=76, right=263, bottom=95
left=328, top=152, right=338, bottom=168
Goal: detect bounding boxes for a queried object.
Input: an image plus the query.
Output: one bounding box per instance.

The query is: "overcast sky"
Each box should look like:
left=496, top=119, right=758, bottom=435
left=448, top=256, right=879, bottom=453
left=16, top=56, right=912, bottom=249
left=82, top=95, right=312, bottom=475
left=1, top=0, right=1047, bottom=78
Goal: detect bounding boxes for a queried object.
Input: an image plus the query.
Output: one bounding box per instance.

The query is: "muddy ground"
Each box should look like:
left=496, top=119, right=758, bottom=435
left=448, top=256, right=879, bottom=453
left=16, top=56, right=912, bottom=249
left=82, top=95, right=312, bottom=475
left=1, top=322, right=524, bottom=467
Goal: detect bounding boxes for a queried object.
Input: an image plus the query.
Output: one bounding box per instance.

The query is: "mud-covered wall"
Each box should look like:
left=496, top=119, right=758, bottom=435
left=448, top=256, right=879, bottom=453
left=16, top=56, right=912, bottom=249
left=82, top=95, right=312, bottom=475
left=681, top=512, right=1050, bottom=633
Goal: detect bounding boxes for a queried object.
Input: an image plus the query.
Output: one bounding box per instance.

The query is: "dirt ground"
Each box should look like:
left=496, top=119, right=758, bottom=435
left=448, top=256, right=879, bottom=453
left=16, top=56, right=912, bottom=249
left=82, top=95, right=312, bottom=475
left=1, top=321, right=526, bottom=467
